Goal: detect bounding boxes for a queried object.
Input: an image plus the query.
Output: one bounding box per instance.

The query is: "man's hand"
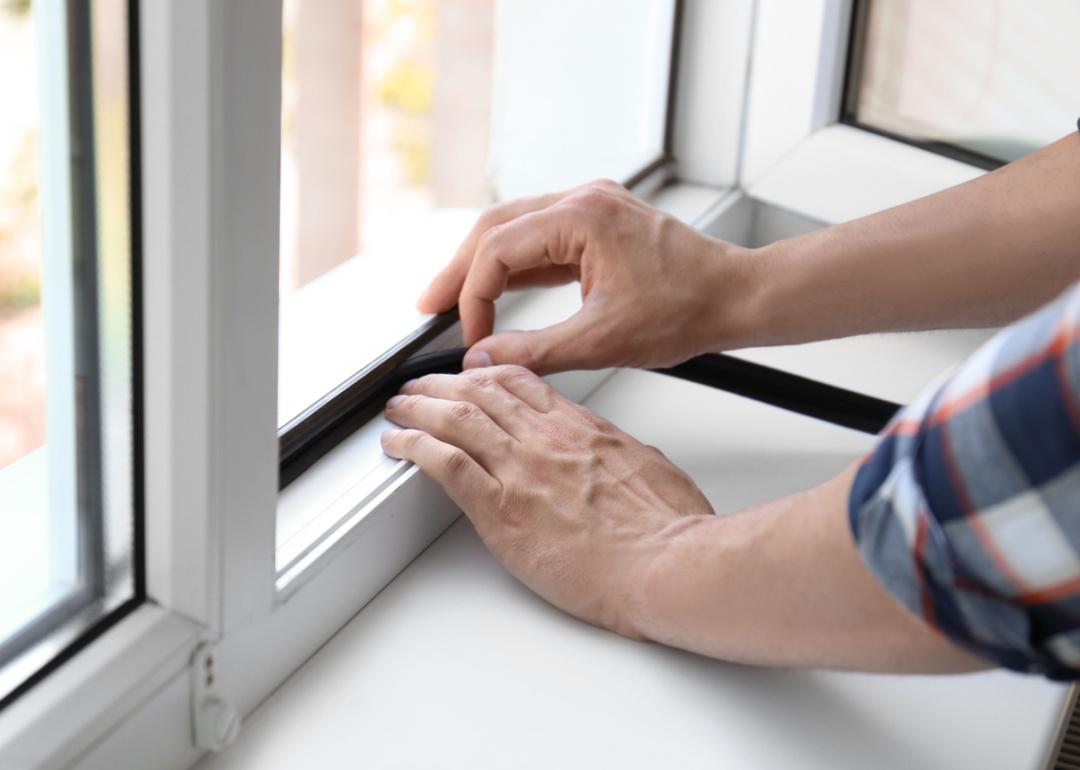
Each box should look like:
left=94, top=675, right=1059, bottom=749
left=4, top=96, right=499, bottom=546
left=382, top=366, right=989, bottom=673
left=381, top=364, right=715, bottom=638
left=417, top=179, right=760, bottom=375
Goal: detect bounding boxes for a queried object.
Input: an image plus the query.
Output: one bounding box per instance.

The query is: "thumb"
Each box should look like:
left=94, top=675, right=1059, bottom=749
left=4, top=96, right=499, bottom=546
left=463, top=310, right=603, bottom=375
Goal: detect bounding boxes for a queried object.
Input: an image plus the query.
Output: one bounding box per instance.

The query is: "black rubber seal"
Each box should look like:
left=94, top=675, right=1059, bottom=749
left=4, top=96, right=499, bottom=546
left=279, top=347, right=901, bottom=489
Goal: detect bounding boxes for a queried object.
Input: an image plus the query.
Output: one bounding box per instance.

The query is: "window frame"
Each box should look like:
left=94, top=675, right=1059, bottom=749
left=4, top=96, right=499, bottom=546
left=277, top=0, right=688, bottom=490
left=7, top=1, right=1064, bottom=768
left=0, top=0, right=146, bottom=711
left=837, top=0, right=1006, bottom=172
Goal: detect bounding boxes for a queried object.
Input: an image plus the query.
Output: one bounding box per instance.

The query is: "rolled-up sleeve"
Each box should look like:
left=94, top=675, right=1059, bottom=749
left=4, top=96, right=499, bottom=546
left=849, top=281, right=1080, bottom=679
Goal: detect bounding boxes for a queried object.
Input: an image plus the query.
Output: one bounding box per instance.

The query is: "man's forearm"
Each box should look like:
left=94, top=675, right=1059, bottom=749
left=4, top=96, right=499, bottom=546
left=635, top=465, right=988, bottom=673
left=720, top=131, right=1080, bottom=350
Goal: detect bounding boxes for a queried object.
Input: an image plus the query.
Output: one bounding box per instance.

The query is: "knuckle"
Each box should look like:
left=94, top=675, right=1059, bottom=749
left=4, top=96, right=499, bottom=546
left=567, top=188, right=614, bottom=213
left=402, top=430, right=424, bottom=451
left=645, top=443, right=669, bottom=460
left=414, top=374, right=439, bottom=391
left=398, top=394, right=422, bottom=412
left=476, top=205, right=504, bottom=231
left=448, top=400, right=480, bottom=425
left=443, top=447, right=472, bottom=479
left=462, top=369, right=495, bottom=390
left=475, top=225, right=504, bottom=259
left=493, top=364, right=535, bottom=383
left=589, top=177, right=625, bottom=192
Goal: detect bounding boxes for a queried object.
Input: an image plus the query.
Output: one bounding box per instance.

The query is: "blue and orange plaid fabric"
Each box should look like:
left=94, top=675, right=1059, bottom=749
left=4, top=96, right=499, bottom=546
left=850, top=281, right=1080, bottom=679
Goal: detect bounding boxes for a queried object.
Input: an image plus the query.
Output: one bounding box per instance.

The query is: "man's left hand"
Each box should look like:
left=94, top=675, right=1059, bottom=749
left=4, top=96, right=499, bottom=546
left=381, top=365, right=715, bottom=638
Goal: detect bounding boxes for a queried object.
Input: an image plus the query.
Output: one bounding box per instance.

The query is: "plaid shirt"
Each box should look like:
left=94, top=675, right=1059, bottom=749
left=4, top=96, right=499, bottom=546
left=850, top=280, right=1080, bottom=679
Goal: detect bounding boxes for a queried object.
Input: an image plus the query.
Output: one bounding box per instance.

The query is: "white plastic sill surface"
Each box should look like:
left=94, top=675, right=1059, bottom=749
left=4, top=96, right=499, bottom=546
left=748, top=124, right=984, bottom=225
left=203, top=337, right=1068, bottom=770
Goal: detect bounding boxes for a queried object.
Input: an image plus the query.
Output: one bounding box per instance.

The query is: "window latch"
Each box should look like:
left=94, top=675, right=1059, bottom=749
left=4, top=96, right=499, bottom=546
left=191, top=642, right=242, bottom=752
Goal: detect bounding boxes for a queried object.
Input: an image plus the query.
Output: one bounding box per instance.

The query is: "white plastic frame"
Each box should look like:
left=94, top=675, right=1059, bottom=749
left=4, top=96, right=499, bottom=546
left=2, top=1, right=1050, bottom=768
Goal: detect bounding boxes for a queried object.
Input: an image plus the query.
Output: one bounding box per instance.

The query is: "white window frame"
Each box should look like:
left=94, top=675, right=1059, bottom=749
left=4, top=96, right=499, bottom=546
left=3, top=1, right=1064, bottom=768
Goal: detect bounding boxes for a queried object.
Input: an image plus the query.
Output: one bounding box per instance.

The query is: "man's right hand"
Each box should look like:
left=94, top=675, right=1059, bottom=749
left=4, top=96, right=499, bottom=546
left=417, top=179, right=761, bottom=375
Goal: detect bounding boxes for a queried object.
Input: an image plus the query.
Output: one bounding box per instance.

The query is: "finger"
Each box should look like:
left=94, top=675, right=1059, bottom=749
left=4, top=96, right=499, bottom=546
left=463, top=306, right=607, bottom=377
left=400, top=369, right=536, bottom=437
left=459, top=203, right=590, bottom=345
left=380, top=428, right=500, bottom=515
left=417, top=191, right=568, bottom=314
left=485, top=364, right=563, bottom=412
left=505, top=264, right=579, bottom=291
left=385, top=394, right=515, bottom=472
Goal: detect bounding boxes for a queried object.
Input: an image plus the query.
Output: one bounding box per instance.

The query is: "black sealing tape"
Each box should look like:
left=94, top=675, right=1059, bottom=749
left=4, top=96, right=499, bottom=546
left=279, top=347, right=901, bottom=489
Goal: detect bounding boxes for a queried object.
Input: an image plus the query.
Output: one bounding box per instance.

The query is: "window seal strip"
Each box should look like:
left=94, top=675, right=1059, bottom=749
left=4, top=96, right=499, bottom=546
left=280, top=344, right=901, bottom=490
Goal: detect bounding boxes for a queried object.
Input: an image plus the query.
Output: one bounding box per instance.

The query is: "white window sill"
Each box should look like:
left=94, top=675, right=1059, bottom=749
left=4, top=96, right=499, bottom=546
left=201, top=344, right=1069, bottom=770
left=748, top=124, right=984, bottom=226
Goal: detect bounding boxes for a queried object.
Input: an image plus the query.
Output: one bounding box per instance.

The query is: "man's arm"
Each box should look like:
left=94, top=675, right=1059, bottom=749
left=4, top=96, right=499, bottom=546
left=745, top=130, right=1080, bottom=348
left=417, top=130, right=1080, bottom=374
left=380, top=365, right=987, bottom=673
left=639, top=464, right=986, bottom=672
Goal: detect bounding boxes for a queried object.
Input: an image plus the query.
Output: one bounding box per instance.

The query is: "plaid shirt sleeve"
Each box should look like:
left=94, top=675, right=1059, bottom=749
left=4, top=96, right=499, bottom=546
left=849, top=280, right=1080, bottom=679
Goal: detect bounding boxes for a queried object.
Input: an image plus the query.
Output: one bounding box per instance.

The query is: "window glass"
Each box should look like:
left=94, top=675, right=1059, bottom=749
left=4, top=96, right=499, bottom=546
left=0, top=0, right=137, bottom=705
left=278, top=0, right=676, bottom=428
left=848, top=0, right=1080, bottom=163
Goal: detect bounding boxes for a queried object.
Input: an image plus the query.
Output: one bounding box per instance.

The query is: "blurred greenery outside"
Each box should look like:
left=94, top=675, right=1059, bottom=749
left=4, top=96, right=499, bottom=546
left=0, top=131, right=41, bottom=313
left=282, top=0, right=436, bottom=196
left=0, top=0, right=45, bottom=469
left=0, top=0, right=30, bottom=18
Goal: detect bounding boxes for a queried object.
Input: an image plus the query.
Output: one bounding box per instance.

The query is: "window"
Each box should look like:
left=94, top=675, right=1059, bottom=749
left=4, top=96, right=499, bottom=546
left=5, top=2, right=1073, bottom=767
left=843, top=0, right=1080, bottom=167
left=0, top=0, right=140, bottom=707
left=277, top=0, right=680, bottom=489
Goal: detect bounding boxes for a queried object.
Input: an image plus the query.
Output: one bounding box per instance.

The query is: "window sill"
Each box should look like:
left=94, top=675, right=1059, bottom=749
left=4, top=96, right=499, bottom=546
left=203, top=353, right=1070, bottom=770
left=748, top=123, right=984, bottom=227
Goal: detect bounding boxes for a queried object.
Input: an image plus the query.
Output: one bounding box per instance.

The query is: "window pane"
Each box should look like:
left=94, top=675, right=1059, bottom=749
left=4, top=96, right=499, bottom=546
left=849, top=0, right=1080, bottom=163
left=0, top=0, right=138, bottom=704
left=278, top=0, right=676, bottom=428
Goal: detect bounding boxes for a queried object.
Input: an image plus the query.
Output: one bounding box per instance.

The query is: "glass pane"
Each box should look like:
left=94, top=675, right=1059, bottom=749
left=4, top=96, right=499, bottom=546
left=0, top=0, right=137, bottom=704
left=0, top=1, right=45, bottom=472
left=850, top=0, right=1080, bottom=162
left=278, top=0, right=675, bottom=428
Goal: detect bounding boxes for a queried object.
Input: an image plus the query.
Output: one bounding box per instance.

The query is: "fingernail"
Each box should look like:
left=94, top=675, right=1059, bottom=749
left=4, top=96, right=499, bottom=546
left=463, top=349, right=493, bottom=369
left=386, top=395, right=406, bottom=409
left=381, top=429, right=400, bottom=452
left=399, top=379, right=417, bottom=394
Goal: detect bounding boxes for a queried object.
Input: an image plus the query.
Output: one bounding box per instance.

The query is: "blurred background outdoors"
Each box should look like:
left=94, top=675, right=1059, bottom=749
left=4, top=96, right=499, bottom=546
left=5, top=0, right=1075, bottom=467
left=0, top=0, right=494, bottom=468
left=0, top=0, right=44, bottom=471
left=279, top=0, right=494, bottom=295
